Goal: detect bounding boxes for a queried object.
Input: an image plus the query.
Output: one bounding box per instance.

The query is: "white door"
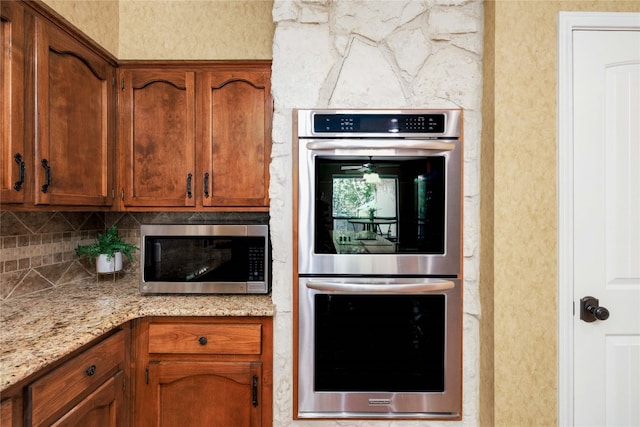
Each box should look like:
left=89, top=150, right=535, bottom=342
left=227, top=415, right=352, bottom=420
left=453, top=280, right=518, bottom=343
left=559, top=13, right=640, bottom=427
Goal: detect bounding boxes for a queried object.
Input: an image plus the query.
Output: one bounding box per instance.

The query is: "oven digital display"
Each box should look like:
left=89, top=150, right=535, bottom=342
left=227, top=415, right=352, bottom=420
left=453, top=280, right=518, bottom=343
left=313, top=114, right=446, bottom=133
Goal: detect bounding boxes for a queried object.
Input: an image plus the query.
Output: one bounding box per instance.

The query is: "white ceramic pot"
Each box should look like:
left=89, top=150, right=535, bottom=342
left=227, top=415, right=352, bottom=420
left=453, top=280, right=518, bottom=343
left=96, top=252, right=123, bottom=273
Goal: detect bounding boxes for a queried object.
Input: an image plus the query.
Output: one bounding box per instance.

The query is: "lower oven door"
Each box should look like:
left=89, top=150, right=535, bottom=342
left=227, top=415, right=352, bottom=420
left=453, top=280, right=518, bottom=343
left=297, top=276, right=462, bottom=419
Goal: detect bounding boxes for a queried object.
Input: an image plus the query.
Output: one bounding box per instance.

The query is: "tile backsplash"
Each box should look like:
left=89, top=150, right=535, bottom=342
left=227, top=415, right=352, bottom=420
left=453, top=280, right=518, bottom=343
left=0, top=211, right=268, bottom=300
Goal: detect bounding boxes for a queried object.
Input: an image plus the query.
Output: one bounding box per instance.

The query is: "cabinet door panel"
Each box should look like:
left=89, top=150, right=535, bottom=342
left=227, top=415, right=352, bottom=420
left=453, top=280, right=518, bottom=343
left=28, top=331, right=124, bottom=426
left=1, top=398, right=14, bottom=427
left=34, top=18, right=114, bottom=206
left=149, top=361, right=262, bottom=427
left=0, top=1, right=26, bottom=205
left=200, top=71, right=271, bottom=207
left=50, top=371, right=123, bottom=427
left=120, top=69, right=196, bottom=207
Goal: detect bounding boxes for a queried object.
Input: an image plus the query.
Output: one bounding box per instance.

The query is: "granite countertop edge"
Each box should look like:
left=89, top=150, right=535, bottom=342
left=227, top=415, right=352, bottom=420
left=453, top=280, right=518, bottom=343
left=0, top=274, right=274, bottom=391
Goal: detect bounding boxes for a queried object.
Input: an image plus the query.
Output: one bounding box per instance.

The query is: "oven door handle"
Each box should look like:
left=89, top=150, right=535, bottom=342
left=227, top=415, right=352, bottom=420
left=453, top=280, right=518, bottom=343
left=305, top=140, right=456, bottom=152
left=305, top=279, right=455, bottom=293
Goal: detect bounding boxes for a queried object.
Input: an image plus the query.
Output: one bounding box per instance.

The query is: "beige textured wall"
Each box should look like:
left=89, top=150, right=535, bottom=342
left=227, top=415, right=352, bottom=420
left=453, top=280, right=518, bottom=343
left=41, top=0, right=119, bottom=55
left=41, top=0, right=274, bottom=60
left=485, top=1, right=640, bottom=426
left=118, top=0, right=274, bottom=59
left=479, top=1, right=495, bottom=426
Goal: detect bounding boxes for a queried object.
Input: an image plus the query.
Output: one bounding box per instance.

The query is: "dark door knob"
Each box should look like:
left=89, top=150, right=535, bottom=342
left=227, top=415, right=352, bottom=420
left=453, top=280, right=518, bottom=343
left=580, top=296, right=610, bottom=322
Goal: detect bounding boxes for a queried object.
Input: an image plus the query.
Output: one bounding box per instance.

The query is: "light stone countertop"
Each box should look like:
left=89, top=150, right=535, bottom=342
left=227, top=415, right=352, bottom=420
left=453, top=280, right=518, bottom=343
left=0, top=274, right=274, bottom=391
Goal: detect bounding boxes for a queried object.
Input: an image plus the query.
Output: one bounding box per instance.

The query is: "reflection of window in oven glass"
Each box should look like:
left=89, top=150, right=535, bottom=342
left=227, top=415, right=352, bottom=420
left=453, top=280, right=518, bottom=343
left=331, top=176, right=397, bottom=238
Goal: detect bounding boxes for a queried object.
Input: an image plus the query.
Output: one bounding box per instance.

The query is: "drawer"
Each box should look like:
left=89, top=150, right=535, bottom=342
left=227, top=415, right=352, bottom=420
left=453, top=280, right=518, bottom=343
left=28, top=331, right=124, bottom=426
left=148, top=323, right=262, bottom=355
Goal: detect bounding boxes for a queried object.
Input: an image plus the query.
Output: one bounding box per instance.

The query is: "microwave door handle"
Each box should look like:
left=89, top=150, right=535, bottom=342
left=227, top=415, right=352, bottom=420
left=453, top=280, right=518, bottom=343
left=305, top=140, right=455, bottom=152
left=305, top=280, right=455, bottom=293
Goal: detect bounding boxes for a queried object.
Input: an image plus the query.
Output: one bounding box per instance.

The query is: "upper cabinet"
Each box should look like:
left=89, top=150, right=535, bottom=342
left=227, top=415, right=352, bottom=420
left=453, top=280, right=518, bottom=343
left=1, top=1, right=272, bottom=212
left=0, top=1, right=26, bottom=205
left=118, top=63, right=272, bottom=211
left=119, top=68, right=197, bottom=208
left=33, top=16, right=116, bottom=207
left=0, top=1, right=117, bottom=210
left=200, top=70, right=271, bottom=208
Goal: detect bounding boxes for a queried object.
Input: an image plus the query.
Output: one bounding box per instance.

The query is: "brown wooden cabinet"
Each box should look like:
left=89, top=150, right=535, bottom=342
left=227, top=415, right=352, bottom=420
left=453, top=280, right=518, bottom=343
left=0, top=0, right=27, bottom=205
left=1, top=1, right=117, bottom=209
left=118, top=63, right=271, bottom=211
left=132, top=317, right=273, bottom=427
left=0, top=395, right=20, bottom=427
left=118, top=68, right=197, bottom=208
left=32, top=15, right=116, bottom=207
left=49, top=371, right=124, bottom=427
left=3, top=4, right=271, bottom=212
left=27, top=330, right=128, bottom=426
left=199, top=70, right=271, bottom=208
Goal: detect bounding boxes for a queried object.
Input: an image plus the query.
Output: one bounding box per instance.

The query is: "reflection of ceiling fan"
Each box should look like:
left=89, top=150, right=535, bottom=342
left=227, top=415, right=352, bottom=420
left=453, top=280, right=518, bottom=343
left=341, top=162, right=377, bottom=173
left=340, top=157, right=396, bottom=174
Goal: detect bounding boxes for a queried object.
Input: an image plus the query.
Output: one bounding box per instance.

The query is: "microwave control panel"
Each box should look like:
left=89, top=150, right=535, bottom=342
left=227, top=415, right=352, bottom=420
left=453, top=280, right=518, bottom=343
left=248, top=245, right=265, bottom=281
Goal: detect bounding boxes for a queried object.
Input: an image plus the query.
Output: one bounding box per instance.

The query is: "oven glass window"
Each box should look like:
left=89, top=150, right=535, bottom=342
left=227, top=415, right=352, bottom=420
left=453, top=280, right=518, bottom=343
left=314, top=294, right=445, bottom=392
left=315, top=157, right=445, bottom=255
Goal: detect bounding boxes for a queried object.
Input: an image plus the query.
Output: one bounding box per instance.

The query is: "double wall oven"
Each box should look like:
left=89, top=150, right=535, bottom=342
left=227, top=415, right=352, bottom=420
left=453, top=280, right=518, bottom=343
left=294, top=109, right=463, bottom=419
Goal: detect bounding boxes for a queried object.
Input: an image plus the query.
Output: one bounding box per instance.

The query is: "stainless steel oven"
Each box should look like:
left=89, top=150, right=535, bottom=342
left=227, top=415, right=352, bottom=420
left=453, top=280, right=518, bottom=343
left=298, top=276, right=462, bottom=419
left=294, top=109, right=463, bottom=419
left=296, top=109, right=462, bottom=276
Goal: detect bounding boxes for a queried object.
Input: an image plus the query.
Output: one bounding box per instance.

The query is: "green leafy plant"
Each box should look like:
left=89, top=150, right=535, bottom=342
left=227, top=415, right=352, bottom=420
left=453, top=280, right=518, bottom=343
left=75, top=225, right=138, bottom=264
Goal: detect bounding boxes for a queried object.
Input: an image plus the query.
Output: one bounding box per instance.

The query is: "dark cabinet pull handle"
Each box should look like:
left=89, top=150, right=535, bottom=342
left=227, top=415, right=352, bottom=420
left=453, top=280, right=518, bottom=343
left=41, top=159, right=51, bottom=193
left=211, top=164, right=215, bottom=194
left=203, top=173, right=210, bottom=199
left=13, top=153, right=25, bottom=191
left=252, top=375, right=258, bottom=407
left=85, top=365, right=96, bottom=376
left=186, top=173, right=193, bottom=199
left=198, top=336, right=207, bottom=345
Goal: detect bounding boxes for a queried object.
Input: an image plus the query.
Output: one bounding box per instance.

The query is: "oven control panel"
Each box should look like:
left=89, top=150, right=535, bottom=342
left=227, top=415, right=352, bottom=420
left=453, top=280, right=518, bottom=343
left=313, top=113, right=446, bottom=134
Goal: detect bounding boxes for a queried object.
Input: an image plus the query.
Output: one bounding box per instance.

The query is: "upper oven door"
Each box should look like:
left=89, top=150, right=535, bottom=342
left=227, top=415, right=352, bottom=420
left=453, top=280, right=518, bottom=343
left=297, top=131, right=462, bottom=276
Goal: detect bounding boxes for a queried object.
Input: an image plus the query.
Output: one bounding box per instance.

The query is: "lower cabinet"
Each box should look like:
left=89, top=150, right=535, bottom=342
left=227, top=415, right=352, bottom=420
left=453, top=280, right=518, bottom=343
left=0, top=397, right=18, bottom=427
left=147, top=361, right=263, bottom=426
left=26, top=329, right=128, bottom=427
left=50, top=371, right=124, bottom=427
left=132, top=317, right=273, bottom=427
left=2, top=316, right=273, bottom=426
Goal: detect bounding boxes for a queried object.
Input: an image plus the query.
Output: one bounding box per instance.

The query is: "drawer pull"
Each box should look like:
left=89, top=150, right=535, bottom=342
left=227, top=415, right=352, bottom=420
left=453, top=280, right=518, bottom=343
left=198, top=336, right=208, bottom=346
left=85, top=365, right=97, bottom=376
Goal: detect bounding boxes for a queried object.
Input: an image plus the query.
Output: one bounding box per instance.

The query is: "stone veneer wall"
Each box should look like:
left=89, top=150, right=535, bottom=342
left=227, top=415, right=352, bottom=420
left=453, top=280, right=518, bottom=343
left=269, top=0, right=483, bottom=425
left=0, top=211, right=268, bottom=300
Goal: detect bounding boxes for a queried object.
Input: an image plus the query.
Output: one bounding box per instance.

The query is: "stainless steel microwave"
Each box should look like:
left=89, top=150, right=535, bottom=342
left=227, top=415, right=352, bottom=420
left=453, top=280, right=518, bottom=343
left=140, top=224, right=269, bottom=294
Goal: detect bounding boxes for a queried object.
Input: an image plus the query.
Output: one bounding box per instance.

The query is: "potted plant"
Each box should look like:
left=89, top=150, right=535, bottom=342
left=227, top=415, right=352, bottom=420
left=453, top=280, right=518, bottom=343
left=76, top=225, right=138, bottom=273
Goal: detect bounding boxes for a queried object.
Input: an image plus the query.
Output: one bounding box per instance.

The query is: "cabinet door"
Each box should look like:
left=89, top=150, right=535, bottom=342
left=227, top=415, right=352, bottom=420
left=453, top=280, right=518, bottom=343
left=50, top=371, right=124, bottom=427
left=145, top=361, right=262, bottom=427
left=0, top=0, right=26, bottom=205
left=199, top=71, right=271, bottom=207
left=33, top=18, right=115, bottom=206
left=119, top=69, right=196, bottom=208
left=1, top=398, right=14, bottom=427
